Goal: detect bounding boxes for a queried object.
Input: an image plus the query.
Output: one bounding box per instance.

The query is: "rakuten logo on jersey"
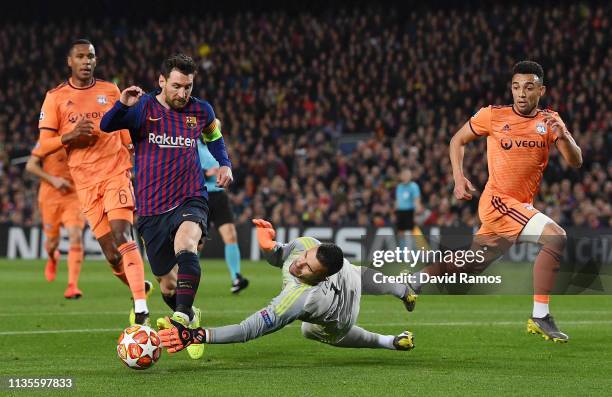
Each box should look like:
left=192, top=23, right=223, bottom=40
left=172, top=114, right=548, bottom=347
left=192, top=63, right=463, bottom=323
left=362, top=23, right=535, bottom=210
left=148, top=133, right=196, bottom=149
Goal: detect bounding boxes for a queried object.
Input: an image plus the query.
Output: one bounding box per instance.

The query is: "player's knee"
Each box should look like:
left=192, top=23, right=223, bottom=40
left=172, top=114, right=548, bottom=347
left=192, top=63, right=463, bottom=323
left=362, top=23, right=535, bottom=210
left=109, top=219, right=133, bottom=246
left=174, top=231, right=200, bottom=253
left=220, top=224, right=238, bottom=244
left=175, top=239, right=198, bottom=254
left=173, top=222, right=200, bottom=253
left=301, top=323, right=326, bottom=343
left=111, top=229, right=130, bottom=246
left=223, top=233, right=237, bottom=244
left=67, top=231, right=82, bottom=246
left=45, top=237, right=60, bottom=252
left=541, top=223, right=567, bottom=252
left=301, top=323, right=318, bottom=340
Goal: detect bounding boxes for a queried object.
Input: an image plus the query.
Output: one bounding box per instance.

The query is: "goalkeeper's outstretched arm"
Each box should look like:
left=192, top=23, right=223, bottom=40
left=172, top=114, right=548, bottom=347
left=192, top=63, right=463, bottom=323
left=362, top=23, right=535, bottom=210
left=205, top=283, right=310, bottom=343
left=159, top=283, right=311, bottom=350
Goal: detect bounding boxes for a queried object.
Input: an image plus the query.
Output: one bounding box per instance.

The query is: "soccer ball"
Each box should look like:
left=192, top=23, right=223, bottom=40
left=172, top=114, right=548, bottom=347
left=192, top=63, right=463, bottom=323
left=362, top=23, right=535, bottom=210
left=117, top=324, right=162, bottom=370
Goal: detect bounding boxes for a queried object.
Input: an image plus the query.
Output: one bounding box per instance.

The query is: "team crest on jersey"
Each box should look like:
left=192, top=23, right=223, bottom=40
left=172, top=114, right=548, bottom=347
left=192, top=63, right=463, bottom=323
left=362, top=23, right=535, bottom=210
left=535, top=122, right=547, bottom=135
left=185, top=116, right=198, bottom=129
left=97, top=95, right=107, bottom=105
left=39, top=111, right=45, bottom=121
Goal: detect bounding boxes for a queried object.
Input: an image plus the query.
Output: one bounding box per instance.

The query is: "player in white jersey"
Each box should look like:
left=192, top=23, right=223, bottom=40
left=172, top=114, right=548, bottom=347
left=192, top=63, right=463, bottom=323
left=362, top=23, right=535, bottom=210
left=158, top=219, right=416, bottom=352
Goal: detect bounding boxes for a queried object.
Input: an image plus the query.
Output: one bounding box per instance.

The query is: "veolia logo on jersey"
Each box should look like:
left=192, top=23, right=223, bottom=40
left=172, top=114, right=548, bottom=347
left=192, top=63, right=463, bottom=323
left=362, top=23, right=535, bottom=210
left=67, top=111, right=106, bottom=123
left=500, top=138, right=546, bottom=150
left=148, top=133, right=196, bottom=149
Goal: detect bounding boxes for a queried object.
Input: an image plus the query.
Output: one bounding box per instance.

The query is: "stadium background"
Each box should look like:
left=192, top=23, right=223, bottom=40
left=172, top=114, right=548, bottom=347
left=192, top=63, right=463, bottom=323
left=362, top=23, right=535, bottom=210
left=1, top=0, right=609, bottom=236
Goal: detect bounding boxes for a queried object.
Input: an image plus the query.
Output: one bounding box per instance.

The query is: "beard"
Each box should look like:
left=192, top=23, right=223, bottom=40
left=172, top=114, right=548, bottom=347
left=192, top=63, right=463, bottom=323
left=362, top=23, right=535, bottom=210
left=166, top=94, right=188, bottom=110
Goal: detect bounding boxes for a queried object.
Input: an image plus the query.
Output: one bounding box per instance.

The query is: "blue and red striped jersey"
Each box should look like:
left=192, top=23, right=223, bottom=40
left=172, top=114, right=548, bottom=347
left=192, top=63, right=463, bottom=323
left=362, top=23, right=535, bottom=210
left=101, top=91, right=231, bottom=216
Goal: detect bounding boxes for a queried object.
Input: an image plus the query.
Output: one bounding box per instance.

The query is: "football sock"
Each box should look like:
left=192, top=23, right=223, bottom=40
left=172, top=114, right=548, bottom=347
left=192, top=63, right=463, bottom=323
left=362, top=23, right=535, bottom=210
left=378, top=334, right=397, bottom=350
left=118, top=242, right=148, bottom=311
left=67, top=244, right=83, bottom=287
left=134, top=299, right=148, bottom=314
left=360, top=268, right=408, bottom=298
left=225, top=243, right=241, bottom=280
left=533, top=298, right=550, bottom=318
left=175, top=250, right=201, bottom=320
left=162, top=292, right=177, bottom=311
left=331, top=326, right=395, bottom=350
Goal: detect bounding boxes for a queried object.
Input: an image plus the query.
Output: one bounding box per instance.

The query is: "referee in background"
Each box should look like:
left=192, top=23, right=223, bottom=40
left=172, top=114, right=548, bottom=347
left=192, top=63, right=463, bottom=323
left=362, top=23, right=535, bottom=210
left=395, top=169, right=422, bottom=250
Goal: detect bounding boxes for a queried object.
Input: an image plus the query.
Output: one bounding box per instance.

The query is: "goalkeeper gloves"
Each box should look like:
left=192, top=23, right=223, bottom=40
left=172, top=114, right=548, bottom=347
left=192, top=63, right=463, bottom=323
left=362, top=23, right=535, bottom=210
left=252, top=219, right=277, bottom=251
left=158, top=317, right=206, bottom=353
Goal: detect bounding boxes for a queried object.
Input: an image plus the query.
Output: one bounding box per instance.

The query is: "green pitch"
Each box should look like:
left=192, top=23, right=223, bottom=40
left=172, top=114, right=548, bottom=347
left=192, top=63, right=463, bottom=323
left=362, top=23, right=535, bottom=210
left=0, top=259, right=611, bottom=396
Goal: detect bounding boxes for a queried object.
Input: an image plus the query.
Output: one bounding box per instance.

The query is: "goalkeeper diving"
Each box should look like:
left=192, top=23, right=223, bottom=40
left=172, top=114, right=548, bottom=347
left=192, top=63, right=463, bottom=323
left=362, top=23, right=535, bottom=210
left=158, top=219, right=417, bottom=352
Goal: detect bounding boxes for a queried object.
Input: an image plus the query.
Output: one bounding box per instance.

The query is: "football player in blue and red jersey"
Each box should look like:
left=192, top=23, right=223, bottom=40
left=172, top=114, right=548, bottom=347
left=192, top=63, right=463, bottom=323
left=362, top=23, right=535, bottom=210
left=101, top=53, right=232, bottom=360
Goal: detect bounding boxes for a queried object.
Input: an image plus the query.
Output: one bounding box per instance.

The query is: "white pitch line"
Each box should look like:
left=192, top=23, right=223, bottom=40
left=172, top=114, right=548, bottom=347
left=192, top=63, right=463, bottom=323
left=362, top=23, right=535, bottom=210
left=0, top=328, right=122, bottom=336
left=1, top=320, right=611, bottom=336
left=361, top=320, right=612, bottom=327
left=0, top=309, right=609, bottom=317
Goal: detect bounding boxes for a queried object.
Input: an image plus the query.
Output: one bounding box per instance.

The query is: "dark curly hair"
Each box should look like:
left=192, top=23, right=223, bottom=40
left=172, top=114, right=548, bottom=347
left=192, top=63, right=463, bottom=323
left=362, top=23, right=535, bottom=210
left=161, top=53, right=196, bottom=77
left=512, top=60, right=544, bottom=84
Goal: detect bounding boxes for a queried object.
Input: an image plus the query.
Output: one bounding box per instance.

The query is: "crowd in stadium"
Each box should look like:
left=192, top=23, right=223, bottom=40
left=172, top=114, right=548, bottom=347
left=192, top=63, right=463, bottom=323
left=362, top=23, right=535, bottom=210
left=0, top=3, right=609, bottom=229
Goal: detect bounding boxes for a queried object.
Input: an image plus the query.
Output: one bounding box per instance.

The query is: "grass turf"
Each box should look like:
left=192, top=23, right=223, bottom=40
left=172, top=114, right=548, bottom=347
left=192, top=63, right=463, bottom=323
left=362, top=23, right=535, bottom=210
left=0, top=258, right=611, bottom=396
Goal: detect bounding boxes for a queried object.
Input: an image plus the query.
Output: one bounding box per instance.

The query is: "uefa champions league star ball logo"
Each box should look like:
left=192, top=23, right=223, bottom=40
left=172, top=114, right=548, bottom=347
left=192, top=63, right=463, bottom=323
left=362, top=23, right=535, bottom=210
left=535, top=122, right=547, bottom=135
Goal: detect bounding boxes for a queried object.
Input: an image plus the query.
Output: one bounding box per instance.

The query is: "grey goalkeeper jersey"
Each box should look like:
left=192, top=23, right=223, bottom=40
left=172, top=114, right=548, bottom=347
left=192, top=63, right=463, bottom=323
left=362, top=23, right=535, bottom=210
left=207, top=237, right=361, bottom=344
